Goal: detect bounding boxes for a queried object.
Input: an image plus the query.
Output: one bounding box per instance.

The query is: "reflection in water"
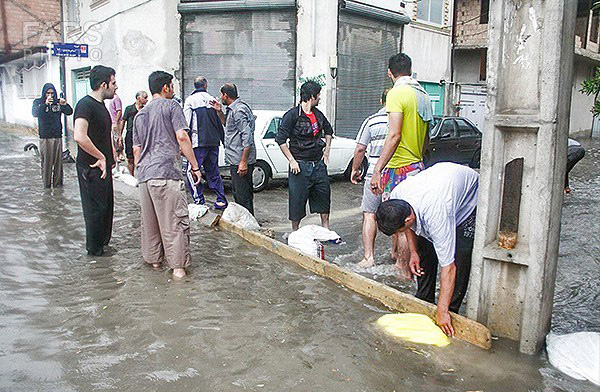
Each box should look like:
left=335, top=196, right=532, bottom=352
left=0, top=130, right=597, bottom=391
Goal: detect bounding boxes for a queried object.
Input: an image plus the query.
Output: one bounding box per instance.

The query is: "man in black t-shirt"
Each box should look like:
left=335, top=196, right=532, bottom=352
left=120, top=91, right=148, bottom=175
left=276, top=81, right=333, bottom=231
left=73, top=65, right=118, bottom=256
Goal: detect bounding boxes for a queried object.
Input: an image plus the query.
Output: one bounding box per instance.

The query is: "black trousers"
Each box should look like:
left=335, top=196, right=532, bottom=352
left=565, top=145, right=585, bottom=188
left=77, top=164, right=114, bottom=256
left=230, top=164, right=254, bottom=216
left=415, top=209, right=476, bottom=313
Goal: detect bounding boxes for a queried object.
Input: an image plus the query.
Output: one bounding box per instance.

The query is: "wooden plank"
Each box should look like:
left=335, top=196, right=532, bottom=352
left=217, top=220, right=492, bottom=350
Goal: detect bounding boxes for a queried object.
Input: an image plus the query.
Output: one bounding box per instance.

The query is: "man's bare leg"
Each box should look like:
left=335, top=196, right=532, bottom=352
left=292, top=220, right=301, bottom=231
left=172, top=268, right=186, bottom=280
left=127, top=158, right=135, bottom=176
left=320, top=213, right=330, bottom=230
left=358, top=212, right=377, bottom=268
left=394, top=233, right=412, bottom=280
left=152, top=262, right=161, bottom=269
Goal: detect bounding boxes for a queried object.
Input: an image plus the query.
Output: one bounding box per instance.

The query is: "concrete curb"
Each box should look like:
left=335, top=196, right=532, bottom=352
left=216, top=219, right=493, bottom=350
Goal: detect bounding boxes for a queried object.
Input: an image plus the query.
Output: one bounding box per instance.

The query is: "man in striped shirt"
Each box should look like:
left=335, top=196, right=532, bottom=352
left=350, top=89, right=410, bottom=276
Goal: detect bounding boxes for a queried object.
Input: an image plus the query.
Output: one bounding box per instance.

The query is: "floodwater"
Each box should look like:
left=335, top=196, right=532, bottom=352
left=0, top=129, right=598, bottom=392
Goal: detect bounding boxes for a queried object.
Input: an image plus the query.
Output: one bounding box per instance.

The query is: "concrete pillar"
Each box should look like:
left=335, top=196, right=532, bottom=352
left=466, top=0, right=577, bottom=354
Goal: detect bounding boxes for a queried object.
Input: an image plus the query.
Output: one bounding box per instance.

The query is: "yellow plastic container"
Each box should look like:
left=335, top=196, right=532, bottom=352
left=376, top=313, right=451, bottom=347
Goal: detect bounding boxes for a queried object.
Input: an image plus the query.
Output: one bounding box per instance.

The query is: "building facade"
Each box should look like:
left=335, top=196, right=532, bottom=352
left=2, top=0, right=456, bottom=139
left=452, top=0, right=599, bottom=136
left=0, top=0, right=63, bottom=126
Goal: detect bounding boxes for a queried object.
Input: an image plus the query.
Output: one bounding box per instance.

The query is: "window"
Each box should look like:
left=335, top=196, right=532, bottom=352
left=456, top=119, right=477, bottom=137
left=90, top=0, right=109, bottom=10
left=479, top=49, right=487, bottom=81
left=264, top=118, right=281, bottom=139
left=438, top=120, right=455, bottom=138
left=65, top=0, right=80, bottom=29
left=480, top=0, right=490, bottom=24
left=417, top=0, right=444, bottom=25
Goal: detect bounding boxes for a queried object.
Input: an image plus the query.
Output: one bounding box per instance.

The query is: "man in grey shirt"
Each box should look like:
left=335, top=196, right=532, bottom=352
left=133, top=71, right=201, bottom=280
left=212, top=83, right=256, bottom=215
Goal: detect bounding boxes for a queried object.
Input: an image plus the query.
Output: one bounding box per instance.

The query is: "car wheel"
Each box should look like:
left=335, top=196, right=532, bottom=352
left=470, top=149, right=481, bottom=169
left=252, top=161, right=271, bottom=192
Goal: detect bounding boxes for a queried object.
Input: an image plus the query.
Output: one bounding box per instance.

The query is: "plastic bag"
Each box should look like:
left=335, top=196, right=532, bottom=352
left=376, top=313, right=451, bottom=347
left=546, top=332, right=600, bottom=385
left=188, top=203, right=209, bottom=221
left=221, top=203, right=261, bottom=231
left=287, top=225, right=342, bottom=259
left=113, top=166, right=139, bottom=187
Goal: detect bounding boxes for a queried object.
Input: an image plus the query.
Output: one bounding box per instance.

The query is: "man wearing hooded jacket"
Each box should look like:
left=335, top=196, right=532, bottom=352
left=32, top=83, right=73, bottom=188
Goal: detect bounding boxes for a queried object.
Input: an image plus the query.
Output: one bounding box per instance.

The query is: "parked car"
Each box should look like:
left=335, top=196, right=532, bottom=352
left=424, top=116, right=482, bottom=169
left=218, top=110, right=366, bottom=192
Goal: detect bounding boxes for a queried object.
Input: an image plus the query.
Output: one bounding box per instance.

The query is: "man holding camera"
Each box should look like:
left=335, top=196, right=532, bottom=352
left=32, top=83, right=73, bottom=188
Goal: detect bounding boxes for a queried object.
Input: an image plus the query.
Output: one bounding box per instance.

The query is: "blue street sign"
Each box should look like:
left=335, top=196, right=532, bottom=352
left=51, top=43, right=89, bottom=58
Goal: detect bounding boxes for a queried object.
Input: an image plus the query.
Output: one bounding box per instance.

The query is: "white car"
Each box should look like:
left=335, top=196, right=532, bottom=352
left=218, top=110, right=367, bottom=192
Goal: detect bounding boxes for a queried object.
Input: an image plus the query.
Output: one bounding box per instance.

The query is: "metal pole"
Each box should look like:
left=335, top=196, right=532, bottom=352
left=58, top=0, right=68, bottom=151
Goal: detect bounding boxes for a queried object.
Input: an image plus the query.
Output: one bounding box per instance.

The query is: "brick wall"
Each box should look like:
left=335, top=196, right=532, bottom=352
left=0, top=0, right=61, bottom=54
left=454, top=0, right=488, bottom=48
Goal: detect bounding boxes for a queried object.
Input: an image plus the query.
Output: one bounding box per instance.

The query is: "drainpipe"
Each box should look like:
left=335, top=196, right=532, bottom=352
left=1, top=0, right=10, bottom=54
left=311, top=0, right=317, bottom=57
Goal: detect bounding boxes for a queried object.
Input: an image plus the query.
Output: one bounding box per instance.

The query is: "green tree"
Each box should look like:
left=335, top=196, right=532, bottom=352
left=581, top=66, right=600, bottom=116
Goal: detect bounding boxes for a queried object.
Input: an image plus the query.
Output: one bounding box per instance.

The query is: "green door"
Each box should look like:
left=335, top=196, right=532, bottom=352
left=420, top=82, right=445, bottom=117
left=72, top=67, right=91, bottom=105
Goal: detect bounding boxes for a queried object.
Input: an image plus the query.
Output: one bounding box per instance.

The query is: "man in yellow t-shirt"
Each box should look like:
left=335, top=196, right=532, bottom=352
left=369, top=53, right=432, bottom=279
left=370, top=53, right=431, bottom=199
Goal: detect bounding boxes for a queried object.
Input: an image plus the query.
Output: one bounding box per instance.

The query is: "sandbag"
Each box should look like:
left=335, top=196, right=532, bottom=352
left=376, top=313, right=451, bottom=347
left=287, top=225, right=341, bottom=259
left=188, top=203, right=209, bottom=221
left=221, top=203, right=261, bottom=231
left=546, top=332, right=599, bottom=385
left=113, top=166, right=139, bottom=187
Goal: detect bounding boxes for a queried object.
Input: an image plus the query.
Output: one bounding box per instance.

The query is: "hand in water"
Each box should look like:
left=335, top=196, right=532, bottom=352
left=437, top=309, right=454, bottom=337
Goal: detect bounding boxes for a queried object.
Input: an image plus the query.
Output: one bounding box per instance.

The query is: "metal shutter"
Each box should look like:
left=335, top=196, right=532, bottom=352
left=335, top=12, right=402, bottom=139
left=182, top=10, right=296, bottom=110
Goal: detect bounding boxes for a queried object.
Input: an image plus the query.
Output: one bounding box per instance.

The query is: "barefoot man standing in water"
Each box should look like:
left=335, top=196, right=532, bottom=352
left=369, top=53, right=432, bottom=279
left=133, top=71, right=201, bottom=280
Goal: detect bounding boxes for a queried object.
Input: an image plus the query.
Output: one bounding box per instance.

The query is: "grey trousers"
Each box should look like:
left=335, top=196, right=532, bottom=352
left=40, top=138, right=63, bottom=188
left=139, top=179, right=191, bottom=269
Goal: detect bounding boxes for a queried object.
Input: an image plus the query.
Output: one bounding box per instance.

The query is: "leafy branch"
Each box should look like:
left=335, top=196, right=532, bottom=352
left=581, top=67, right=600, bottom=116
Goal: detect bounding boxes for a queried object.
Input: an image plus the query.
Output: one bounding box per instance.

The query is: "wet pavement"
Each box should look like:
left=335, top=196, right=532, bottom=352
left=0, top=126, right=598, bottom=391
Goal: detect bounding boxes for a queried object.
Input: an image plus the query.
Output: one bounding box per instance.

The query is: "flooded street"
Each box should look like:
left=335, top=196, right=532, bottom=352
left=0, top=128, right=598, bottom=391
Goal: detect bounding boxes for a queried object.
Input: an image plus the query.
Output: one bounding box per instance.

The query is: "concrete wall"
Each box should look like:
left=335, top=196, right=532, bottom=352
left=296, top=0, right=339, bottom=121
left=403, top=24, right=453, bottom=82
left=62, top=0, right=181, bottom=129
left=570, top=58, right=595, bottom=136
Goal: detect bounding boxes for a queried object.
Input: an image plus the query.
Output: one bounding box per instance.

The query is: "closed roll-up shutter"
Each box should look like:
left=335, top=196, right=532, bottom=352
left=182, top=10, right=296, bottom=111
left=336, top=12, right=402, bottom=139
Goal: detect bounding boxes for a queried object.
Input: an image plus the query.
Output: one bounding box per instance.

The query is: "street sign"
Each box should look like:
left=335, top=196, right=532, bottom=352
left=51, top=43, right=88, bottom=58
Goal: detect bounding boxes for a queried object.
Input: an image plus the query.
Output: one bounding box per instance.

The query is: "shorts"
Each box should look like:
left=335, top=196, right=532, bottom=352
left=381, top=162, right=424, bottom=201
left=361, top=177, right=382, bottom=213
left=288, top=159, right=330, bottom=221
left=112, top=131, right=123, bottom=153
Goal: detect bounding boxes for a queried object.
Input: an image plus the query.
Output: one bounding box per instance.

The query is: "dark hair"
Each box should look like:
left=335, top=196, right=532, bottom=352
left=300, top=81, right=321, bottom=102
left=89, top=65, right=115, bottom=91
left=149, top=71, right=173, bottom=95
left=220, top=83, right=238, bottom=99
left=194, top=76, right=207, bottom=90
left=376, top=200, right=412, bottom=236
left=135, top=90, right=147, bottom=99
left=388, top=53, right=412, bottom=78
left=381, top=88, right=391, bottom=105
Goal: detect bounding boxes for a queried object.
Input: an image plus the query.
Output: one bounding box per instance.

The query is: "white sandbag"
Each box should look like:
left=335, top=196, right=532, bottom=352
left=188, top=203, right=209, bottom=221
left=287, top=225, right=341, bottom=259
left=112, top=166, right=139, bottom=187
left=546, top=332, right=600, bottom=385
left=221, top=202, right=261, bottom=231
